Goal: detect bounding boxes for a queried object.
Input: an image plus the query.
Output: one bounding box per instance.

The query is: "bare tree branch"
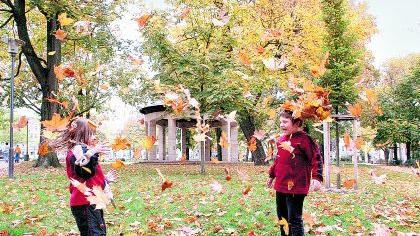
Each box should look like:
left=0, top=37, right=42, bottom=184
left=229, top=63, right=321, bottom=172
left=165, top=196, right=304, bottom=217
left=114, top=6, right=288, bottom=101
left=0, top=14, right=13, bottom=28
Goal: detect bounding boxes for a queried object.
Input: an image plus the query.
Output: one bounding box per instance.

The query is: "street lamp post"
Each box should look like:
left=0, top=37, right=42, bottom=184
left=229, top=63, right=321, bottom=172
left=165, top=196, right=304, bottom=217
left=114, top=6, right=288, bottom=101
left=7, top=38, right=24, bottom=179
left=25, top=119, right=29, bottom=161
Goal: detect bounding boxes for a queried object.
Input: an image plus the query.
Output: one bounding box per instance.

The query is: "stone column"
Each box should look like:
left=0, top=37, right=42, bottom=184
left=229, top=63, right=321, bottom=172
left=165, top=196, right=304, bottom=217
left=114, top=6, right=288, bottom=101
left=144, top=121, right=149, bottom=160
left=221, top=123, right=228, bottom=161
left=181, top=128, right=187, bottom=158
left=323, top=121, right=331, bottom=189
left=230, top=125, right=239, bottom=162
left=167, top=117, right=177, bottom=161
left=148, top=120, right=157, bottom=161
left=157, top=125, right=165, bottom=161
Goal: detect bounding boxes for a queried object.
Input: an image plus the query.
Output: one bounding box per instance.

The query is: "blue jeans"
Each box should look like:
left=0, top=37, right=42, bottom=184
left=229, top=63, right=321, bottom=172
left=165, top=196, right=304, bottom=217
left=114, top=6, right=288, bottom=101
left=276, top=192, right=306, bottom=236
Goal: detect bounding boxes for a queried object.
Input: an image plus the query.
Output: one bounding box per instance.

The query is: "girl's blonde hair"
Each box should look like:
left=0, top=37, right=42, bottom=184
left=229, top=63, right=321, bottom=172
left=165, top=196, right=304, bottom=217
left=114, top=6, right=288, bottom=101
left=49, top=117, right=94, bottom=151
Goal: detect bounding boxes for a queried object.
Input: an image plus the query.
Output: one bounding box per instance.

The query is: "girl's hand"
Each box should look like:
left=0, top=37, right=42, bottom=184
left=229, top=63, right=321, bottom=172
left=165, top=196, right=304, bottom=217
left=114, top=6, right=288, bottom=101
left=86, top=143, right=111, bottom=157
left=105, top=170, right=118, bottom=183
left=266, top=178, right=274, bottom=189
left=309, top=179, right=322, bottom=192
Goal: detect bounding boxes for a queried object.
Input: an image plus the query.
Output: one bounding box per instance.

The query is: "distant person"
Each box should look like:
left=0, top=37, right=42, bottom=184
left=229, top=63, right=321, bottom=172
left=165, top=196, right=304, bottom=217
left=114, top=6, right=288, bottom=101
left=14, top=145, right=22, bottom=163
left=4, top=142, right=9, bottom=162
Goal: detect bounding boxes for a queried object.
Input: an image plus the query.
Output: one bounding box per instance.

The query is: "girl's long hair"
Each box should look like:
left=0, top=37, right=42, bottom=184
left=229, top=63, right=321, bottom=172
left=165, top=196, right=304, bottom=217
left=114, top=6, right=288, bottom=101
left=49, top=117, right=93, bottom=151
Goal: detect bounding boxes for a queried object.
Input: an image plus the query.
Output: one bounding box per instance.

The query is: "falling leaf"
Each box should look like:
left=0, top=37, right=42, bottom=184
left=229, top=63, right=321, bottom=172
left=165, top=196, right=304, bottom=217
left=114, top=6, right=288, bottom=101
left=134, top=148, right=141, bottom=159
left=211, top=157, right=220, bottom=164
left=48, top=51, right=56, bottom=56
left=41, top=113, right=69, bottom=131
left=161, top=180, right=173, bottom=191
left=54, top=29, right=67, bottom=41
left=348, top=103, right=362, bottom=118
left=355, top=137, right=365, bottom=150
left=13, top=116, right=28, bottom=130
left=219, top=131, right=229, bottom=149
left=111, top=159, right=125, bottom=170
left=279, top=217, right=289, bottom=235
left=239, top=50, right=251, bottom=66
left=112, top=136, right=131, bottom=151
left=248, top=137, right=257, bottom=152
left=343, top=179, right=356, bottom=189
left=38, top=142, right=50, bottom=156
left=58, top=13, right=74, bottom=26
left=142, top=136, right=156, bottom=151
left=86, top=186, right=111, bottom=210
left=242, top=185, right=252, bottom=195
left=224, top=168, right=231, bottom=181
left=344, top=133, right=351, bottom=150
left=136, top=14, right=152, bottom=28
left=46, top=97, right=69, bottom=109
left=256, top=46, right=265, bottom=55
left=279, top=141, right=294, bottom=153
left=42, top=130, right=59, bottom=140
left=70, top=178, right=92, bottom=196
left=179, top=8, right=191, bottom=18
left=287, top=180, right=294, bottom=190
left=253, top=130, right=266, bottom=140
left=262, top=56, right=288, bottom=71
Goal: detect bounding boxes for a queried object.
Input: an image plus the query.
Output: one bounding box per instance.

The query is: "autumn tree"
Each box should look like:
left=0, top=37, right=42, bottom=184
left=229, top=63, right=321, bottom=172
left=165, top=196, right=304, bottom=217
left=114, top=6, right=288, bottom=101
left=0, top=0, right=126, bottom=167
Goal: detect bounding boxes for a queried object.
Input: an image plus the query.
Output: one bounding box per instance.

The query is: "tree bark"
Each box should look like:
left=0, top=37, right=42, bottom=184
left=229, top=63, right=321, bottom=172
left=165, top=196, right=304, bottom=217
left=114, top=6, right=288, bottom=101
left=393, top=143, right=398, bottom=164
left=406, top=142, right=411, bottom=161
left=238, top=114, right=266, bottom=165
left=384, top=148, right=389, bottom=165
left=13, top=3, right=61, bottom=167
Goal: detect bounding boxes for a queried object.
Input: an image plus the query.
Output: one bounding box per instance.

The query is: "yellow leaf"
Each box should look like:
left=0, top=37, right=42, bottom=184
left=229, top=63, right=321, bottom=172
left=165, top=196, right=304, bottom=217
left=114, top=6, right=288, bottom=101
left=219, top=131, right=229, bottom=149
left=279, top=141, right=294, bottom=153
left=142, top=136, right=156, bottom=151
left=58, top=13, right=74, bottom=26
left=112, top=136, right=131, bottom=151
left=111, top=159, right=125, bottom=169
left=279, top=217, right=289, bottom=235
left=48, top=51, right=56, bottom=56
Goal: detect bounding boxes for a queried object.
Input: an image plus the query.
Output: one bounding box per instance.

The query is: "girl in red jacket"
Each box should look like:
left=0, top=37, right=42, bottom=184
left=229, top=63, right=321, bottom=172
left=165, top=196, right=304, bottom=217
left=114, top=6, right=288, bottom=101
left=51, top=117, right=115, bottom=236
left=267, top=111, right=323, bottom=236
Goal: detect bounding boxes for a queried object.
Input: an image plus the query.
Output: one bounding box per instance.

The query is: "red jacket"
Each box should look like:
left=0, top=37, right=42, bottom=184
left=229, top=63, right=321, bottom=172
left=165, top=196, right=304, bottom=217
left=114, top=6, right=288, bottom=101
left=66, top=150, right=105, bottom=206
left=269, top=131, right=323, bottom=194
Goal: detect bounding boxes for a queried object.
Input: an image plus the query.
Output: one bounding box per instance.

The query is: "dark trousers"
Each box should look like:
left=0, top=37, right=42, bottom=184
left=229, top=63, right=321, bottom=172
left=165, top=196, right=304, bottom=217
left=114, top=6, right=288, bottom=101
left=276, top=192, right=306, bottom=236
left=71, top=205, right=106, bottom=236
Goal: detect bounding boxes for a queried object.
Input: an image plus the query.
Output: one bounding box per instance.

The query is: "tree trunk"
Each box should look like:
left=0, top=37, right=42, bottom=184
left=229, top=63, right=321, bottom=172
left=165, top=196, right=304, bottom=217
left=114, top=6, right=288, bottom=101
left=186, top=129, right=190, bottom=160
left=406, top=142, right=411, bottom=161
left=334, top=107, right=341, bottom=189
left=238, top=114, right=266, bottom=165
left=15, top=8, right=61, bottom=168
left=393, top=143, right=398, bottom=164
left=384, top=148, right=390, bottom=165
left=216, top=128, right=222, bottom=161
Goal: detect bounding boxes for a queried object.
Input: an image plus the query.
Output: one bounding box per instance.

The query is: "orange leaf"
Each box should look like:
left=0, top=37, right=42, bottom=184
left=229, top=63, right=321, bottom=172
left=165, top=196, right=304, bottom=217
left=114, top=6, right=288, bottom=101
left=162, top=180, right=173, bottom=191
left=13, top=116, right=28, bottom=130
left=266, top=147, right=273, bottom=157
left=242, top=185, right=252, bottom=195
left=343, top=179, right=356, bottom=189
left=219, top=131, right=229, bottom=149
left=142, top=136, right=156, bottom=151
left=238, top=50, right=251, bottom=66
left=41, top=113, right=69, bottom=131
left=38, top=142, right=50, bottom=156
left=111, top=159, right=125, bottom=169
left=348, top=103, right=362, bottom=118
left=355, top=137, right=365, bottom=150
left=287, top=180, right=294, bottom=190
left=179, top=8, right=191, bottom=18
left=46, top=97, right=69, bottom=109
left=248, top=231, right=257, bottom=236
left=136, top=14, right=152, bottom=28
left=256, top=46, right=265, bottom=55
left=211, top=157, right=220, bottom=164
left=54, top=29, right=67, bottom=41
left=344, top=133, right=351, bottom=150
left=248, top=137, right=257, bottom=152
left=112, top=136, right=131, bottom=151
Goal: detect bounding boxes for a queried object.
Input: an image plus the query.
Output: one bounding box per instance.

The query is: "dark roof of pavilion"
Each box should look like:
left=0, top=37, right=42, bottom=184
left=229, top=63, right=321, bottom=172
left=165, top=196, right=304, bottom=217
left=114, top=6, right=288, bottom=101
left=139, top=105, right=166, bottom=114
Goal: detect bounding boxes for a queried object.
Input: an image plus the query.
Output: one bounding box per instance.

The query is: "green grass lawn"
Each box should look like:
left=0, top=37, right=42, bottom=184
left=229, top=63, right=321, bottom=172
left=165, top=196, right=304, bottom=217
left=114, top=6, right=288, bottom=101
left=0, top=162, right=419, bottom=235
